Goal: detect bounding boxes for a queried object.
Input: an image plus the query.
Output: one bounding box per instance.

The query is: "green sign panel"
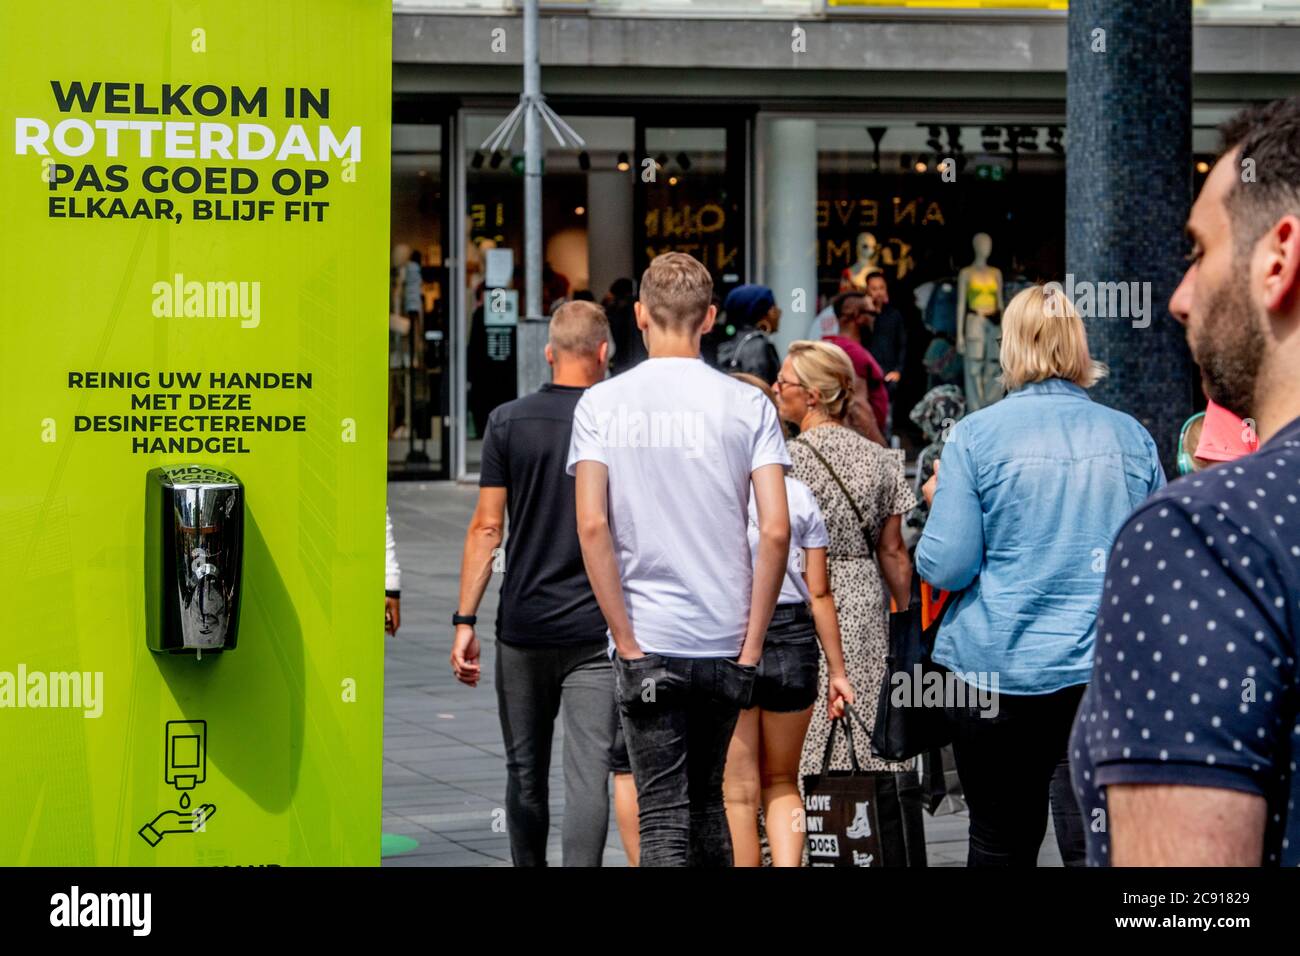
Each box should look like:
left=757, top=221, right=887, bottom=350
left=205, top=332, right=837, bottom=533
left=0, top=0, right=391, bottom=865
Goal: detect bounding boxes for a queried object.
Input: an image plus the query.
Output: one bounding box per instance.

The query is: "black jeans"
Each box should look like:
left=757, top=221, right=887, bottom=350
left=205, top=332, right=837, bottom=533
left=614, top=653, right=755, bottom=867
left=945, top=681, right=1087, bottom=867
left=495, top=640, right=618, bottom=866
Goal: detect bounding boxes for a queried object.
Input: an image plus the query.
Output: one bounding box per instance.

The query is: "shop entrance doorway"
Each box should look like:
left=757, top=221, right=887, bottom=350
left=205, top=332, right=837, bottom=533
left=389, top=104, right=452, bottom=480
left=455, top=109, right=750, bottom=478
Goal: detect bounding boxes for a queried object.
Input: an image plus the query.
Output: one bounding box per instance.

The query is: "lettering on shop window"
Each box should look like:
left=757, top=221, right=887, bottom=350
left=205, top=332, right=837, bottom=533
left=644, top=202, right=737, bottom=272
left=825, top=238, right=851, bottom=265
left=816, top=197, right=941, bottom=280
left=644, top=244, right=738, bottom=273
left=468, top=201, right=505, bottom=232
left=816, top=197, right=945, bottom=230
left=821, top=235, right=915, bottom=280
left=644, top=203, right=726, bottom=239
left=892, top=196, right=945, bottom=227
left=818, top=199, right=880, bottom=229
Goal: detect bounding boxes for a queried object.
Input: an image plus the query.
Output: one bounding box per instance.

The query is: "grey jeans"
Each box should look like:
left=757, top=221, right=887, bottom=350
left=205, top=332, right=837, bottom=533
left=495, top=639, right=618, bottom=866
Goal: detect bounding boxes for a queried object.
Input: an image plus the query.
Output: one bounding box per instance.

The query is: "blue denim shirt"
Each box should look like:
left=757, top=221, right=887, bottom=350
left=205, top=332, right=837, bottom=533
left=915, top=379, right=1166, bottom=694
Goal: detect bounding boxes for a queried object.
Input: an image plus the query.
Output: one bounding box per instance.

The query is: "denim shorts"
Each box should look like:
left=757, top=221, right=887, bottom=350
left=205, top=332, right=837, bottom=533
left=610, top=715, right=632, bottom=774
left=750, top=605, right=819, bottom=713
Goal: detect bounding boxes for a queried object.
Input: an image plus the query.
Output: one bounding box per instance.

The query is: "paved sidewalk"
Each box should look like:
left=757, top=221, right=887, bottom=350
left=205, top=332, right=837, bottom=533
left=382, top=480, right=1061, bottom=867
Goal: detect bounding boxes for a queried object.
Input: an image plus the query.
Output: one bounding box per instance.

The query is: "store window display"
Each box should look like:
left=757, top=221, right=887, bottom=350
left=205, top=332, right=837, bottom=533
left=388, top=119, right=449, bottom=477
left=842, top=231, right=882, bottom=291
left=808, top=118, right=1066, bottom=450
left=806, top=232, right=890, bottom=340
left=955, top=232, right=1005, bottom=413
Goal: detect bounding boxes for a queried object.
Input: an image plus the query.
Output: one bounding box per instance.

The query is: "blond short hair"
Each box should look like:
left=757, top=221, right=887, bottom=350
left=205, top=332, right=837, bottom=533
left=639, top=252, right=713, bottom=332
left=549, top=300, right=609, bottom=358
left=1000, top=285, right=1107, bottom=391
left=787, top=340, right=855, bottom=421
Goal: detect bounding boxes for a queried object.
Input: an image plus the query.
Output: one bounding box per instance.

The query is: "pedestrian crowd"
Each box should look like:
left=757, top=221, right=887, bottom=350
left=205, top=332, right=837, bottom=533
left=433, top=98, right=1300, bottom=867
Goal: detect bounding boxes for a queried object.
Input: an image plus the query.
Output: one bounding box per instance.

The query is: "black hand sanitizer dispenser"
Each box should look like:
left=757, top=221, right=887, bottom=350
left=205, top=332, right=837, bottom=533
left=146, top=465, right=244, bottom=655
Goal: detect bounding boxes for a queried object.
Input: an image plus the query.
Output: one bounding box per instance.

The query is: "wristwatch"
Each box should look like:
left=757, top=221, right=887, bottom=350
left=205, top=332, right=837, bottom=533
left=452, top=612, right=477, bottom=627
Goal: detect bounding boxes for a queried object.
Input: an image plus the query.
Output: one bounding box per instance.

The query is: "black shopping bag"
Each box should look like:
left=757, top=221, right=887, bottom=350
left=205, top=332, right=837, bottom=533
left=872, top=579, right=954, bottom=761
left=921, top=744, right=967, bottom=817
left=801, top=704, right=927, bottom=867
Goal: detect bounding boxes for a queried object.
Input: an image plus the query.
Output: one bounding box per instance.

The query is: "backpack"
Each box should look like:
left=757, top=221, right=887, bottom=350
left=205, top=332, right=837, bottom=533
left=717, top=329, right=767, bottom=372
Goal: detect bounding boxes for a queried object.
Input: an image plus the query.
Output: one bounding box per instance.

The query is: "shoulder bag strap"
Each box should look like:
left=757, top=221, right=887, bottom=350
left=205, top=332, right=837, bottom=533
left=794, top=434, right=876, bottom=560
left=726, top=329, right=765, bottom=370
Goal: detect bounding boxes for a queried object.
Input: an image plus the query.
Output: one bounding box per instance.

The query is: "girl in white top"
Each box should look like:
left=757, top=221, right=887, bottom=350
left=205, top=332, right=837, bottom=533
left=724, top=373, right=854, bottom=867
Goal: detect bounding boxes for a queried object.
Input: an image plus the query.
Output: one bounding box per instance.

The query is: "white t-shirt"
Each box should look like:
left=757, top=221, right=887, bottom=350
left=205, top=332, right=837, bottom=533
left=566, top=356, right=792, bottom=657
left=748, top=475, right=829, bottom=606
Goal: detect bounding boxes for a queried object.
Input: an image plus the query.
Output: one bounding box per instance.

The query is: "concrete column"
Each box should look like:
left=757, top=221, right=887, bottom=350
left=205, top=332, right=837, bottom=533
left=586, top=170, right=634, bottom=301
left=762, top=118, right=819, bottom=357
left=1067, top=0, right=1194, bottom=474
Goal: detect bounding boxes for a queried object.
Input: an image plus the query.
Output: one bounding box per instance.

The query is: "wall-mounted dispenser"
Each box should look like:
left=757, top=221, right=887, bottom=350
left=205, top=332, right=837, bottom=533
left=146, top=465, right=244, bottom=655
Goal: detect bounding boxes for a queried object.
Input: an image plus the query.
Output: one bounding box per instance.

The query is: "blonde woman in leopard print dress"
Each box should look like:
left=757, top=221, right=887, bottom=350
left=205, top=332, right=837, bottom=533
left=774, top=341, right=916, bottom=782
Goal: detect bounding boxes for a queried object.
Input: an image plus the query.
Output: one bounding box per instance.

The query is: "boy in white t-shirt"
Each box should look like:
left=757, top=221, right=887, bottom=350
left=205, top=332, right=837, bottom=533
left=567, top=252, right=791, bottom=867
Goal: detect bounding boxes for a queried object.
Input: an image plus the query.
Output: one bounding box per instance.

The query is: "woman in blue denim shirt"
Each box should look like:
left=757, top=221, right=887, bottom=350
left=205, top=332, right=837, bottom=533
left=914, top=285, right=1165, bottom=866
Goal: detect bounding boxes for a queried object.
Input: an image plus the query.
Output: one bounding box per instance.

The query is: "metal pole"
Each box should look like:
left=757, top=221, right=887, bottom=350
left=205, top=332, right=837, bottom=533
left=518, top=0, right=547, bottom=398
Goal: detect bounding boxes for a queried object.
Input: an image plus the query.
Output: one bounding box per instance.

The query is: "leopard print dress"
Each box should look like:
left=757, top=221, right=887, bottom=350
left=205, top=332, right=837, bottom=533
left=791, top=424, right=917, bottom=780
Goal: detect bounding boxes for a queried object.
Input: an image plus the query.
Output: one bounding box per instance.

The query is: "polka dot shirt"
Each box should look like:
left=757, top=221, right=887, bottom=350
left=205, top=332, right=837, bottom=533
left=1070, top=416, right=1300, bottom=866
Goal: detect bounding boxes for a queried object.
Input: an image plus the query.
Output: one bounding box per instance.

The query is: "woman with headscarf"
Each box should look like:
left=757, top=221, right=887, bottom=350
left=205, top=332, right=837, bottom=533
left=718, top=283, right=782, bottom=384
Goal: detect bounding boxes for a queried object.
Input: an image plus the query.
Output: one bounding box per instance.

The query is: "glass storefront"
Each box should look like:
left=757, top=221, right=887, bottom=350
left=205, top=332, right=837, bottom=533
left=460, top=114, right=639, bottom=471
left=638, top=124, right=745, bottom=284
left=398, top=0, right=1300, bottom=20
left=455, top=112, right=750, bottom=473
left=390, top=120, right=451, bottom=478
left=811, top=120, right=1065, bottom=300
left=800, top=117, right=1067, bottom=447
left=387, top=103, right=1240, bottom=478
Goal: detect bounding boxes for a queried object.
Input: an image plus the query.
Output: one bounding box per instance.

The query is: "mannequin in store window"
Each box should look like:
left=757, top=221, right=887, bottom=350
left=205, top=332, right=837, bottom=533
left=956, top=232, right=1005, bottom=412
left=806, top=231, right=883, bottom=341
left=403, top=248, right=424, bottom=358
left=841, top=231, right=882, bottom=293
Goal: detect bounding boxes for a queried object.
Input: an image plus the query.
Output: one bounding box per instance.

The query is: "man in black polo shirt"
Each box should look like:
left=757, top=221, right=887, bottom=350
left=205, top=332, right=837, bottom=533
left=451, top=300, right=615, bottom=866
left=1071, top=98, right=1300, bottom=866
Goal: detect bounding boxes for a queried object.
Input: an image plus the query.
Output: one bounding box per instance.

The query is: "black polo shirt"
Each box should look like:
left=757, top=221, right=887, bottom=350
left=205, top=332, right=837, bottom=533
left=479, top=384, right=607, bottom=646
left=1071, top=415, right=1300, bottom=865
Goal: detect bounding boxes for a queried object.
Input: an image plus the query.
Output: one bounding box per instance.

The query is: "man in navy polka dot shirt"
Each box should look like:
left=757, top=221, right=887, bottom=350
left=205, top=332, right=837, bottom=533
left=1071, top=98, right=1300, bottom=866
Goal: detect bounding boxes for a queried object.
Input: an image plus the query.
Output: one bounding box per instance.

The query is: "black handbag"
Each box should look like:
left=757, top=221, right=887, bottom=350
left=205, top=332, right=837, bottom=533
left=801, top=703, right=927, bottom=867
left=871, top=577, right=955, bottom=762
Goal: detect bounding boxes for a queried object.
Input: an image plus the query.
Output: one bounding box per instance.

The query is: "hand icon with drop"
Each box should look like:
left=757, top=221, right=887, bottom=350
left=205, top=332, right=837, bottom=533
left=138, top=798, right=217, bottom=846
